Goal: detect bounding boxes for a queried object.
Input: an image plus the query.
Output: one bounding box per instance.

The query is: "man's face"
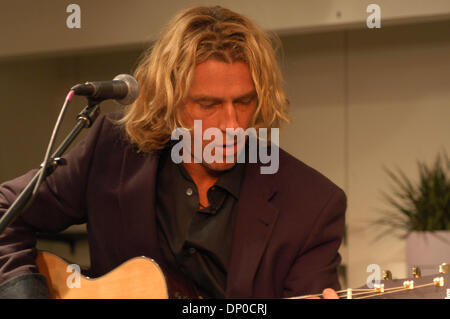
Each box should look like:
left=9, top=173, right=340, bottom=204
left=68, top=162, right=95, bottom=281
left=180, top=59, right=257, bottom=172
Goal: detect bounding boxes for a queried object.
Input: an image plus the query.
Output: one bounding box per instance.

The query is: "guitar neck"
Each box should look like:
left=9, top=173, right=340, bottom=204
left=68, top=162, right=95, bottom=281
left=291, top=272, right=450, bottom=299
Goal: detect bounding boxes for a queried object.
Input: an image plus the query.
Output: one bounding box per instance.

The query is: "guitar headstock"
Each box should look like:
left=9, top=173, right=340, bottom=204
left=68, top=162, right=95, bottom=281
left=348, top=263, right=450, bottom=299
left=287, top=263, right=450, bottom=300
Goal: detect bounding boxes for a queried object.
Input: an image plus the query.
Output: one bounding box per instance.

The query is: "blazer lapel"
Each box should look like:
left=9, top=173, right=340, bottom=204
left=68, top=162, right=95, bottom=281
left=226, top=162, right=279, bottom=298
left=117, top=146, right=163, bottom=263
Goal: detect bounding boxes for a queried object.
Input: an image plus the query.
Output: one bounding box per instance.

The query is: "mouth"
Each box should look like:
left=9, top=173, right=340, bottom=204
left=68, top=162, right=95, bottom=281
left=213, top=143, right=238, bottom=157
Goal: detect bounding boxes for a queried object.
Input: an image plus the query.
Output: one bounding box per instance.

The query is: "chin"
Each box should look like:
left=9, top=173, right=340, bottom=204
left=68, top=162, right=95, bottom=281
left=202, top=160, right=237, bottom=173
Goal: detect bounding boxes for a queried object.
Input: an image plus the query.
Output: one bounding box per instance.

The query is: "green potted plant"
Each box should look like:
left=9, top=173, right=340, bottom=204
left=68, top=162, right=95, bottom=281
left=376, top=151, right=450, bottom=276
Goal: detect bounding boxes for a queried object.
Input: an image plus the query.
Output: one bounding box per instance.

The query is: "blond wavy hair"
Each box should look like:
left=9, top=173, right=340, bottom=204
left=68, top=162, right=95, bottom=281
left=119, top=5, right=290, bottom=152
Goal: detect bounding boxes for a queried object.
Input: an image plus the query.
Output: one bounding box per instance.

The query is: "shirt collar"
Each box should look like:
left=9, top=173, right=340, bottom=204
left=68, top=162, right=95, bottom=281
left=213, top=163, right=245, bottom=200
left=176, top=161, right=245, bottom=200
left=163, top=142, right=245, bottom=200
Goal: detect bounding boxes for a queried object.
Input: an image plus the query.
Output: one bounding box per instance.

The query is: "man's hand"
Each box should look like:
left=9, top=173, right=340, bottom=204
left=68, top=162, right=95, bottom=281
left=322, top=288, right=339, bottom=299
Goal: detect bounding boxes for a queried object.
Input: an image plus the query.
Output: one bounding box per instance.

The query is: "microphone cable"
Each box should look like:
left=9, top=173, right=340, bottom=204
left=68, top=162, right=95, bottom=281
left=30, top=90, right=75, bottom=204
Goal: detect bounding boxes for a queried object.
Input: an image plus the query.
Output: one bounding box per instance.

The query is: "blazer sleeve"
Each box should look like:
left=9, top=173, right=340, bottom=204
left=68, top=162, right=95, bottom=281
left=283, top=187, right=347, bottom=297
left=0, top=114, right=110, bottom=291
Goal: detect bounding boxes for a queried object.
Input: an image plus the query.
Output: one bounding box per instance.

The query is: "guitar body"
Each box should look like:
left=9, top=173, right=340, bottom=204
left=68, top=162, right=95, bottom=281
left=36, top=251, right=170, bottom=299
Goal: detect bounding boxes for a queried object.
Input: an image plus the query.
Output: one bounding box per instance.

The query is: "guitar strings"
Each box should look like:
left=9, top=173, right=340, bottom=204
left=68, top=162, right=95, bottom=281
left=287, top=288, right=372, bottom=299
left=352, top=282, right=438, bottom=299
left=352, top=287, right=409, bottom=299
left=288, top=281, right=441, bottom=299
left=342, top=282, right=438, bottom=299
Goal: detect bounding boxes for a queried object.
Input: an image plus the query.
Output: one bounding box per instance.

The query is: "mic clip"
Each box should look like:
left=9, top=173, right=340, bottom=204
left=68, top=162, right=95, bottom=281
left=39, top=157, right=67, bottom=175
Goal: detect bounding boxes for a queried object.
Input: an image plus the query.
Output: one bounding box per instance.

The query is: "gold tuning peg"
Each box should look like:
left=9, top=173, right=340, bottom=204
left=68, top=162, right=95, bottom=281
left=383, top=270, right=392, bottom=280
left=412, top=266, right=421, bottom=278
left=439, top=263, right=449, bottom=274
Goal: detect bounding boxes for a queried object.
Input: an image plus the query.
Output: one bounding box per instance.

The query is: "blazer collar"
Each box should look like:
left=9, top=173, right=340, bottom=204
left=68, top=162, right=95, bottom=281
left=226, top=161, right=279, bottom=298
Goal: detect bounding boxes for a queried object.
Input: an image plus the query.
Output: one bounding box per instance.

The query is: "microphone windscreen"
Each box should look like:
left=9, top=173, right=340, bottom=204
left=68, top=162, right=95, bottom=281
left=113, top=74, right=140, bottom=105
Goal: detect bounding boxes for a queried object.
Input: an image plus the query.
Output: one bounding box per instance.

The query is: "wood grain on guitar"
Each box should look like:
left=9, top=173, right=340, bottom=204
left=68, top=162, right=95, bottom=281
left=36, top=251, right=169, bottom=299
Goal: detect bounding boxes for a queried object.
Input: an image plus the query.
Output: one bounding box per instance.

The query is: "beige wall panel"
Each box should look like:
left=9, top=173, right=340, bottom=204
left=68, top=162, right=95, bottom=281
left=280, top=32, right=347, bottom=190
left=2, top=0, right=450, bottom=58
left=346, top=20, right=450, bottom=288
left=0, top=49, right=139, bottom=182
left=279, top=32, right=348, bottom=286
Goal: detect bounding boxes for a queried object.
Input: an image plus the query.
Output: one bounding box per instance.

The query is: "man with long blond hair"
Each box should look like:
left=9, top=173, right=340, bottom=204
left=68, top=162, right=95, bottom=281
left=0, top=6, right=345, bottom=299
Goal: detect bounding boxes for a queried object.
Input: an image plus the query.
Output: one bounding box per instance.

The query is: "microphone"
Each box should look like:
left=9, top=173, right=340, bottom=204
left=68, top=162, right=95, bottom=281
left=71, top=74, right=140, bottom=105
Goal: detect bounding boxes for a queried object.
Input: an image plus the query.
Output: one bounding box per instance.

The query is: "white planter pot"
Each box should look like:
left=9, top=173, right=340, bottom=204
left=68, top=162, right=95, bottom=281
left=406, top=231, right=450, bottom=276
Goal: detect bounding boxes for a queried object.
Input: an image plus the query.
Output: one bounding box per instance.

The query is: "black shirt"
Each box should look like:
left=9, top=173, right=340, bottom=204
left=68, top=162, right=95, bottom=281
left=155, top=146, right=244, bottom=298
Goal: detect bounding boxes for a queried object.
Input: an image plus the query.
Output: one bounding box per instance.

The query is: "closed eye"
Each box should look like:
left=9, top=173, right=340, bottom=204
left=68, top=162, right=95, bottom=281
left=199, top=101, right=221, bottom=109
left=234, top=95, right=256, bottom=105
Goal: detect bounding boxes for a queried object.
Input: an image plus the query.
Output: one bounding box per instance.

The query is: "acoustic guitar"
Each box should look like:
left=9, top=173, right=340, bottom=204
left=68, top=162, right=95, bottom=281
left=36, top=251, right=450, bottom=299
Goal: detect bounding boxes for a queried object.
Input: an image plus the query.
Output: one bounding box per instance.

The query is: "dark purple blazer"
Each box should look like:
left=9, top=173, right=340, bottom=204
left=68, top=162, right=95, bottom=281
left=0, top=113, right=346, bottom=298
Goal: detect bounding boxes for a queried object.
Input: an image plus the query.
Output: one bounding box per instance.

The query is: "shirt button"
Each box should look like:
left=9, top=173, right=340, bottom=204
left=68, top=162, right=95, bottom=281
left=188, top=247, right=196, bottom=254
left=186, top=187, right=193, bottom=196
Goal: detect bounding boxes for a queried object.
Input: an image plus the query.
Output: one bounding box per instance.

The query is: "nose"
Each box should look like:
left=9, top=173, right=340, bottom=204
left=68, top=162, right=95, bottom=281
left=219, top=101, right=239, bottom=132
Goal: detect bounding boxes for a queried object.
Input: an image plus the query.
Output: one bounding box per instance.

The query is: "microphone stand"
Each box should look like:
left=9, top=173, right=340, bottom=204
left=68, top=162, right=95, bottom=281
left=0, top=99, right=101, bottom=235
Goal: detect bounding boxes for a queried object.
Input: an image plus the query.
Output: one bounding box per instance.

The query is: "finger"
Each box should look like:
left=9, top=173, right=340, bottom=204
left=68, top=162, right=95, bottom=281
left=322, top=288, right=339, bottom=299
